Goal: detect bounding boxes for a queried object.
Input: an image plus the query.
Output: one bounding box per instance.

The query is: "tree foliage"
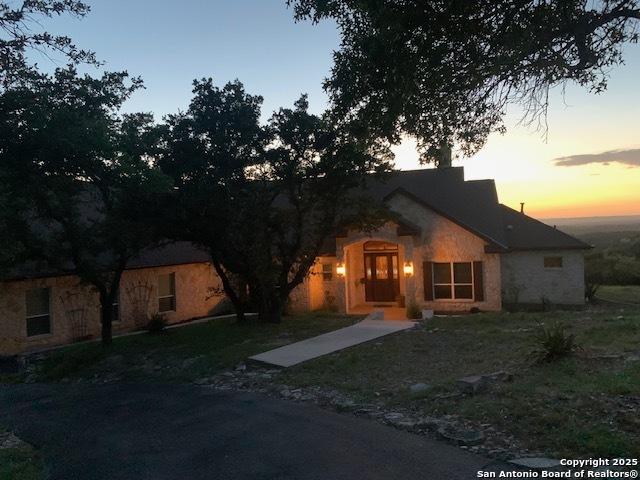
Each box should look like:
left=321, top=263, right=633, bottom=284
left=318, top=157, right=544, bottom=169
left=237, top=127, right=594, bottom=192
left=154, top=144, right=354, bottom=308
left=160, top=79, right=392, bottom=322
left=0, top=68, right=170, bottom=344
left=288, top=0, right=640, bottom=162
left=1, top=0, right=97, bottom=87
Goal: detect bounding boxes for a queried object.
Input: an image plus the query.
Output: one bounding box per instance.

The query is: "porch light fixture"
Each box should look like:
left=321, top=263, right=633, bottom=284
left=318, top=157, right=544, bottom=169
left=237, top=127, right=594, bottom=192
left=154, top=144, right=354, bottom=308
left=403, top=261, right=414, bottom=277
left=336, top=263, right=346, bottom=277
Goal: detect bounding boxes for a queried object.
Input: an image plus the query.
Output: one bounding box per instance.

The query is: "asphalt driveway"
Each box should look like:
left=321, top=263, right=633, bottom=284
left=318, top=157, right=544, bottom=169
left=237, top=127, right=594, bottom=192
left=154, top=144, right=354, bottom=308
left=0, top=384, right=509, bottom=479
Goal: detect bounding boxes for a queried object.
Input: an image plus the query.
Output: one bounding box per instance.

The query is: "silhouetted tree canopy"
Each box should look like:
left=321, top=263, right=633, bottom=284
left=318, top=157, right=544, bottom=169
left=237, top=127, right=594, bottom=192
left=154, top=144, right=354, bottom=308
left=1, top=0, right=98, bottom=87
left=288, top=0, right=640, bottom=162
left=0, top=68, right=170, bottom=344
left=160, top=79, right=392, bottom=323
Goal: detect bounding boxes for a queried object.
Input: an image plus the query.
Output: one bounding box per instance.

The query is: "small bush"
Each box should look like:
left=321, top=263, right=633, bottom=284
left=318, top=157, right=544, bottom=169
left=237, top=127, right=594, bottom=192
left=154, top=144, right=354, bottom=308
left=531, top=321, right=580, bottom=363
left=406, top=303, right=422, bottom=320
left=147, top=314, right=167, bottom=334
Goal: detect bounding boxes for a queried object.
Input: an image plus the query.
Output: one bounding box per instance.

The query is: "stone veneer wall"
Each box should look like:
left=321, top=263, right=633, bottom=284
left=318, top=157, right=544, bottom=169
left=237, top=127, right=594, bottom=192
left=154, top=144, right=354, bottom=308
left=0, top=262, right=224, bottom=355
left=500, top=250, right=585, bottom=306
left=306, top=257, right=341, bottom=312
left=386, top=194, right=502, bottom=312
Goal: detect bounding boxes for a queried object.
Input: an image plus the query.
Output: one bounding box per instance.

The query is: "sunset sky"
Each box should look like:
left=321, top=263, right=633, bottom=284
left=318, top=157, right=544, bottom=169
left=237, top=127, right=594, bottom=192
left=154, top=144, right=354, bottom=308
left=43, top=0, right=640, bottom=219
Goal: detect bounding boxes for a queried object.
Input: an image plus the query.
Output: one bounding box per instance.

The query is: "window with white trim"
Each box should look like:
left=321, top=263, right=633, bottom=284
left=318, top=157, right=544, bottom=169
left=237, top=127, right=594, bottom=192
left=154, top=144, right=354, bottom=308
left=158, top=273, right=176, bottom=312
left=433, top=262, right=474, bottom=300
left=26, top=287, right=51, bottom=337
left=321, top=263, right=333, bottom=281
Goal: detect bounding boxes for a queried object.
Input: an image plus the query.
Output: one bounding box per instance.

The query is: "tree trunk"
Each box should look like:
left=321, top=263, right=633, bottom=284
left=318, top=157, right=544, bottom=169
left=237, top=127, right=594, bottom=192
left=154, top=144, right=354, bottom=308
left=211, top=259, right=246, bottom=323
left=257, top=291, right=283, bottom=324
left=99, top=293, right=113, bottom=346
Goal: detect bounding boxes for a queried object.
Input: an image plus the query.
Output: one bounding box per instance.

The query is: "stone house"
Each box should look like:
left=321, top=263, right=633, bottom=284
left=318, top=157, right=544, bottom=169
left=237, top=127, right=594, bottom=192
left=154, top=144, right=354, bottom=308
left=0, top=167, right=590, bottom=354
left=292, top=167, right=590, bottom=315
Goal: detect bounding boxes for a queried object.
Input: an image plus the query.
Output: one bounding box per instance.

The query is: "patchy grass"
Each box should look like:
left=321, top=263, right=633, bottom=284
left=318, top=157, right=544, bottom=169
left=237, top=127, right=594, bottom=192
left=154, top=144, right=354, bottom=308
left=31, top=312, right=359, bottom=382
left=596, top=285, right=640, bottom=304
left=278, top=307, right=640, bottom=458
left=0, top=428, right=43, bottom=480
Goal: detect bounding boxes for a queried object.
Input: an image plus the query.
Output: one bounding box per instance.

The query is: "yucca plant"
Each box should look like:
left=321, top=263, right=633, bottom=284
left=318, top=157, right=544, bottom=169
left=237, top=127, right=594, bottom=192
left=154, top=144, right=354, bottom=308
left=531, top=321, right=580, bottom=363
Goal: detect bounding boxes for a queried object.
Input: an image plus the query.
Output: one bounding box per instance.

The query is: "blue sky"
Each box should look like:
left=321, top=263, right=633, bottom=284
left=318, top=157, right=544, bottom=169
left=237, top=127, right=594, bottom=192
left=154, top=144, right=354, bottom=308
left=39, top=0, right=640, bottom=217
left=41, top=0, right=338, bottom=119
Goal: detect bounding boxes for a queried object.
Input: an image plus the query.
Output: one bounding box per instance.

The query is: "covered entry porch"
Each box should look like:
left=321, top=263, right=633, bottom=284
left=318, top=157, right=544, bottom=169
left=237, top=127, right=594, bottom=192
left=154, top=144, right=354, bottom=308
left=338, top=234, right=418, bottom=316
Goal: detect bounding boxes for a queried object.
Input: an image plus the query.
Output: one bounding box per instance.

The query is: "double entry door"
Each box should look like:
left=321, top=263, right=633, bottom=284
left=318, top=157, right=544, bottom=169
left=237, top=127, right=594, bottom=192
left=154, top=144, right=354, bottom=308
left=364, top=252, right=400, bottom=303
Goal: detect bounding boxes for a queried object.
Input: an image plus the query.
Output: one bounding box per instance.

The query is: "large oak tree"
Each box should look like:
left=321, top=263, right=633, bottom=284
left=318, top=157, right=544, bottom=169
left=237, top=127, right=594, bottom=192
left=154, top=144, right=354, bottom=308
left=160, top=80, right=392, bottom=323
left=1, top=68, right=170, bottom=344
left=288, top=0, right=640, bottom=162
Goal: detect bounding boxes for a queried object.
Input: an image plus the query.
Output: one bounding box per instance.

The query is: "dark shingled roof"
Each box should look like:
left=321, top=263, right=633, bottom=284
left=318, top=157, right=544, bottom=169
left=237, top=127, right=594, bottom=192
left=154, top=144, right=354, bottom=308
left=364, top=167, right=589, bottom=252
left=1, top=242, right=211, bottom=282
left=498, top=204, right=591, bottom=251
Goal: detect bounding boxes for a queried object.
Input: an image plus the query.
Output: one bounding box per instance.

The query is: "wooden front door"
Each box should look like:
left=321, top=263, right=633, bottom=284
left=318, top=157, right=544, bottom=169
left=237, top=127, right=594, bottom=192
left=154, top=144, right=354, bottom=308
left=364, top=252, right=399, bottom=302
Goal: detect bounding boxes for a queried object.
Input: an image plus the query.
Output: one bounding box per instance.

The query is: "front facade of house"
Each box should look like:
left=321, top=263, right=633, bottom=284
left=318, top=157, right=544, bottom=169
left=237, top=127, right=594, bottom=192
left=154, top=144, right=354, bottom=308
left=0, top=167, right=590, bottom=355
left=292, top=167, right=590, bottom=316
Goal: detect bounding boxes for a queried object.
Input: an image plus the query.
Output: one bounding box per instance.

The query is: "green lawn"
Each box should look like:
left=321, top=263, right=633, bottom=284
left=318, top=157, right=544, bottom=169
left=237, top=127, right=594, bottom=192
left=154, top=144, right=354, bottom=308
left=278, top=307, right=640, bottom=458
left=0, top=429, right=43, bottom=480
left=596, top=285, right=640, bottom=304
left=28, top=312, right=359, bottom=383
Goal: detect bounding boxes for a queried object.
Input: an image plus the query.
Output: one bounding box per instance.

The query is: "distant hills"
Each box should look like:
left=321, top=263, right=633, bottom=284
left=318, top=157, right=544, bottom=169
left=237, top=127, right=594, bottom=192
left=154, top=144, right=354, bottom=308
left=541, top=214, right=640, bottom=236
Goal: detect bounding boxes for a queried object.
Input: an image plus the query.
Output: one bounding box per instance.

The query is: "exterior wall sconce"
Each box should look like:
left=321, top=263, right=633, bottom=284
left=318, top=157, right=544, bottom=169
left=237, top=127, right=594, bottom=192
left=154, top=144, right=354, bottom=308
left=403, top=261, right=414, bottom=277
left=336, top=263, right=346, bottom=277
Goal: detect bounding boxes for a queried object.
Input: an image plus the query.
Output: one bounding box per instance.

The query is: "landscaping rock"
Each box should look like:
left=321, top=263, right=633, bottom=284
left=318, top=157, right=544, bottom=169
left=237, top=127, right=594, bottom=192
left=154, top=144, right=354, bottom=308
left=383, top=412, right=405, bottom=422
left=437, top=424, right=484, bottom=446
left=367, top=310, right=384, bottom=321
left=235, top=363, right=247, bottom=372
left=485, top=371, right=513, bottom=382
left=457, top=371, right=512, bottom=393
left=421, top=309, right=434, bottom=320
left=395, top=420, right=418, bottom=431
left=408, top=382, right=432, bottom=398
left=334, top=399, right=357, bottom=412
left=457, top=375, right=487, bottom=393
left=0, top=431, right=27, bottom=450
left=508, top=457, right=561, bottom=470
left=415, top=417, right=445, bottom=431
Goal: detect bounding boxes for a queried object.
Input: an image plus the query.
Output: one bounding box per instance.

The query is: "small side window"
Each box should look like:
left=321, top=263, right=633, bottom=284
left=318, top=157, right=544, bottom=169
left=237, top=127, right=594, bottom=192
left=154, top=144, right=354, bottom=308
left=544, top=256, right=563, bottom=269
left=321, top=263, right=333, bottom=281
left=158, top=273, right=176, bottom=312
left=26, top=288, right=51, bottom=337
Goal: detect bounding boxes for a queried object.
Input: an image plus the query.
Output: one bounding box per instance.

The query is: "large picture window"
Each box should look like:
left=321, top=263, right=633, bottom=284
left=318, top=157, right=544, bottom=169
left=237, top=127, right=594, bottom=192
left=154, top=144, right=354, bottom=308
left=26, top=287, right=51, bottom=337
left=158, top=273, right=176, bottom=312
left=433, top=262, right=474, bottom=300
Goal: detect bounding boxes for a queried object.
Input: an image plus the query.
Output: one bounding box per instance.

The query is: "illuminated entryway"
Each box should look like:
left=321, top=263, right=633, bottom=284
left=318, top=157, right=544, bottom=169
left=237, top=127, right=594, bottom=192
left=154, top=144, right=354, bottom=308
left=338, top=235, right=417, bottom=316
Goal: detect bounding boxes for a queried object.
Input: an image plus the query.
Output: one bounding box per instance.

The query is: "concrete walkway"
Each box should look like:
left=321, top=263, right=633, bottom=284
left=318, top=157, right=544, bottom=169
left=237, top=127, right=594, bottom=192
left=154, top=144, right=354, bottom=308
left=249, top=318, right=415, bottom=367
